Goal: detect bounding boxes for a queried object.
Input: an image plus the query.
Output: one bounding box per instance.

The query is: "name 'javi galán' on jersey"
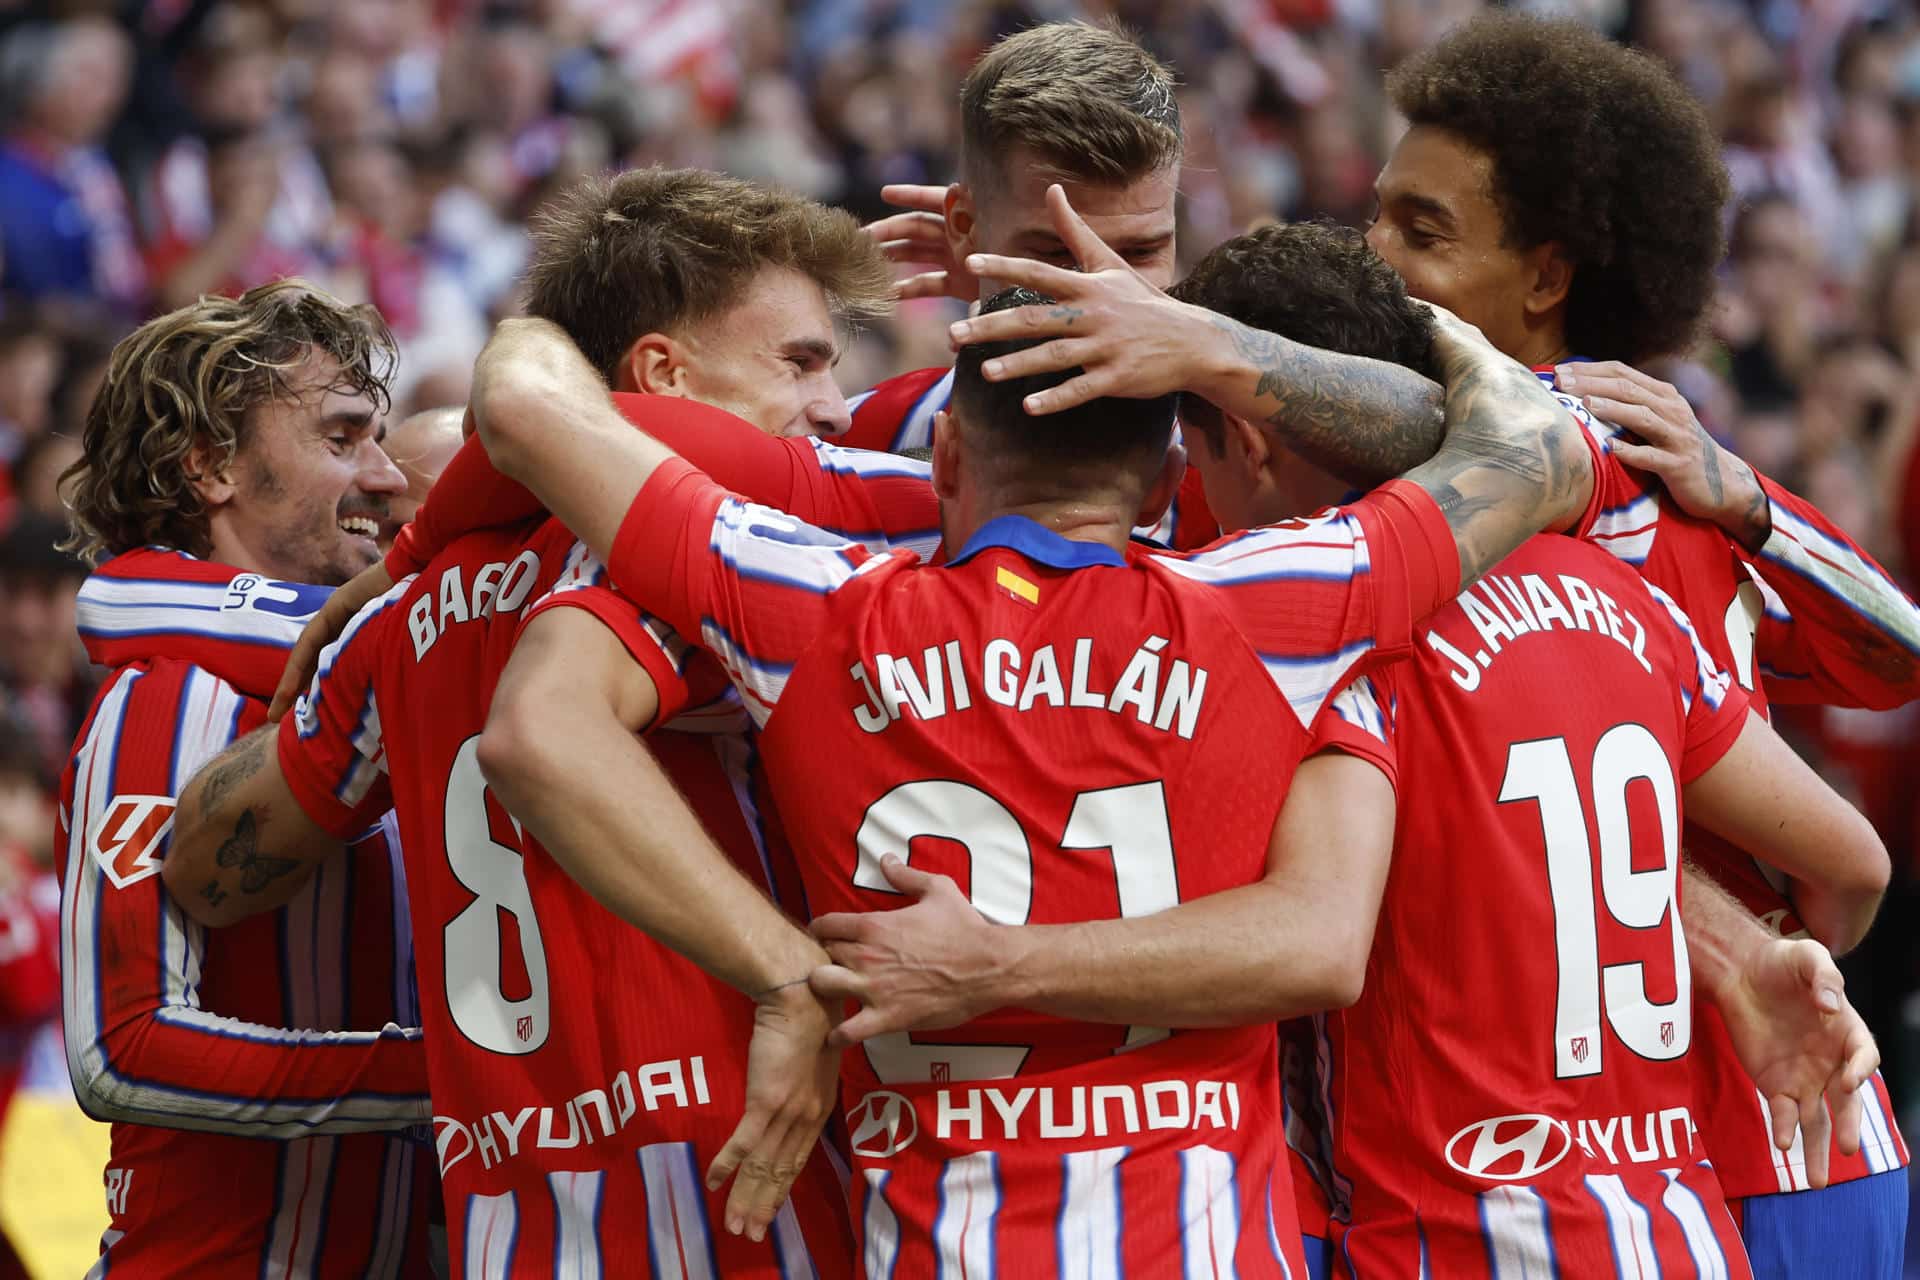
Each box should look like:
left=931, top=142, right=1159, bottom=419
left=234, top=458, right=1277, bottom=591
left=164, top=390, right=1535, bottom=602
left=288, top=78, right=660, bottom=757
left=600, top=457, right=1461, bottom=1278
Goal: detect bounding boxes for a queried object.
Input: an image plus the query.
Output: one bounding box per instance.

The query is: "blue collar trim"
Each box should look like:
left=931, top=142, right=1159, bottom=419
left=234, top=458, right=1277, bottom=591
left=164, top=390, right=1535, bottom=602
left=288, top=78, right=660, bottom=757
left=947, top=514, right=1127, bottom=570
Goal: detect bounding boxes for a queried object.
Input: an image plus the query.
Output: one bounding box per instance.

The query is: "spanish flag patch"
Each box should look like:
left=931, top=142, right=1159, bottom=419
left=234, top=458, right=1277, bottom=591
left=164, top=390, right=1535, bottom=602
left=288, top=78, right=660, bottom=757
left=995, top=565, right=1040, bottom=606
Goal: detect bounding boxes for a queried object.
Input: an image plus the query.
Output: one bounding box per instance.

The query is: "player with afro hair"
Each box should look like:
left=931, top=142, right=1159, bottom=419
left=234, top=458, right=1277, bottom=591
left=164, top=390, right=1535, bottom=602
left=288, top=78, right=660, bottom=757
left=1370, top=12, right=1727, bottom=366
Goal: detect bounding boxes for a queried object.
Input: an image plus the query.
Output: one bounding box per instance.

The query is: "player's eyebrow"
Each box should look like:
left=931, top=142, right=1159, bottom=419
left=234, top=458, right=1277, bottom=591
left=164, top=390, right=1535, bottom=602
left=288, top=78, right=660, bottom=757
left=1388, top=191, right=1458, bottom=232
left=783, top=337, right=841, bottom=368
left=318, top=408, right=377, bottom=434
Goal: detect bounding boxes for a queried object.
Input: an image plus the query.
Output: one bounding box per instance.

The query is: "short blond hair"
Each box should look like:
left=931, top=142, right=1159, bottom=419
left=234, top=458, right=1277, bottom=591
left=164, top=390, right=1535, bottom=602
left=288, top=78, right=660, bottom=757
left=523, top=166, right=894, bottom=379
left=63, top=280, right=395, bottom=563
left=959, top=21, right=1182, bottom=192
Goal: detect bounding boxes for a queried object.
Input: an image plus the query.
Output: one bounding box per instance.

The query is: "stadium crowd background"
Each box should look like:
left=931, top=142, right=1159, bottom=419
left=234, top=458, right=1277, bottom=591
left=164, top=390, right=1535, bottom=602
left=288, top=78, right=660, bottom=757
left=3, top=0, right=1920, bottom=1270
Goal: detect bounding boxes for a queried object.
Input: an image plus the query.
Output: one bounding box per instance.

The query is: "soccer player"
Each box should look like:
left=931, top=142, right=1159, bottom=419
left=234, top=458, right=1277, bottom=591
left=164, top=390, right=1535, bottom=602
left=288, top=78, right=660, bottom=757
left=164, top=169, right=892, bottom=1276
left=56, top=281, right=433, bottom=1277
left=815, top=220, right=1887, bottom=1278
left=432, top=256, right=1595, bottom=1272
left=849, top=20, right=1439, bottom=549
left=960, top=16, right=1920, bottom=1271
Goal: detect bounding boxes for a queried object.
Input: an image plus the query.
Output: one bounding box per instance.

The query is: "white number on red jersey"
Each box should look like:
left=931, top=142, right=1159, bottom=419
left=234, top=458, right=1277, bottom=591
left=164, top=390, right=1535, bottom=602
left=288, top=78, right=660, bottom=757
left=1498, top=725, right=1688, bottom=1079
left=443, top=735, right=550, bottom=1054
left=853, top=779, right=1178, bottom=1082
left=1723, top=580, right=1763, bottom=692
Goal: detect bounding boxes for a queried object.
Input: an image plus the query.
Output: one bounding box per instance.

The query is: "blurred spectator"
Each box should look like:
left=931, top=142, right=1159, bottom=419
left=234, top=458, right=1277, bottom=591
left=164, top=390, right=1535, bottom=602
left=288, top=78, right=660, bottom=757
left=0, top=18, right=145, bottom=313
left=0, top=514, right=92, bottom=783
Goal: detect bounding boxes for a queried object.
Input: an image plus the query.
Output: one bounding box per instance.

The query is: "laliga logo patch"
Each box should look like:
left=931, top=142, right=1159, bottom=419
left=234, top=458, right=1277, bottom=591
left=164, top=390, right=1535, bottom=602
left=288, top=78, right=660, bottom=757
left=223, top=574, right=328, bottom=620
left=92, top=796, right=176, bottom=888
left=847, top=1090, right=918, bottom=1159
left=1445, top=1114, right=1572, bottom=1181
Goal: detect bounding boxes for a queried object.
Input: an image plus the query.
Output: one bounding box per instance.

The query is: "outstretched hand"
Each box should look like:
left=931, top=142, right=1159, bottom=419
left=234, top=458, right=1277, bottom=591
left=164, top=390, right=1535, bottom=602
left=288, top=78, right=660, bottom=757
left=704, top=986, right=842, bottom=1241
left=808, top=854, right=1008, bottom=1047
left=1555, top=361, right=1770, bottom=550
left=864, top=183, right=980, bottom=302
left=267, top=558, right=395, bottom=721
left=1716, top=935, right=1880, bottom=1189
left=945, top=184, right=1215, bottom=414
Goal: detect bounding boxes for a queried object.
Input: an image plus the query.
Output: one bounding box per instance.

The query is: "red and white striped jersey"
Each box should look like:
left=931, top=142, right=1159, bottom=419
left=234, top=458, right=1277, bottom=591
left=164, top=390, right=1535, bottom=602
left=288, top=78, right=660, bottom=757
left=844, top=367, right=1218, bottom=548
left=1321, top=536, right=1754, bottom=1277
left=604, top=457, right=1460, bottom=1277
left=277, top=517, right=854, bottom=1279
left=59, top=549, right=433, bottom=1279
left=1548, top=372, right=1914, bottom=1197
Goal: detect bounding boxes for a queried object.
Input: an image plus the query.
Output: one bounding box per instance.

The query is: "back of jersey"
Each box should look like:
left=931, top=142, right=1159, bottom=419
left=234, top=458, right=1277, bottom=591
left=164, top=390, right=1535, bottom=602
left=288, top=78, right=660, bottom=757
left=288, top=519, right=851, bottom=1278
left=1328, top=535, right=1752, bottom=1277
left=758, top=526, right=1320, bottom=1279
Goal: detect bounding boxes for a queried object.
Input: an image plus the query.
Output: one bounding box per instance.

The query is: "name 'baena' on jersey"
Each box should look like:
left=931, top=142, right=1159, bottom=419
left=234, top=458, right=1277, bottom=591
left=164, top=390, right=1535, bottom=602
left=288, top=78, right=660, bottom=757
left=1426, top=571, right=1652, bottom=693
left=847, top=633, right=1210, bottom=740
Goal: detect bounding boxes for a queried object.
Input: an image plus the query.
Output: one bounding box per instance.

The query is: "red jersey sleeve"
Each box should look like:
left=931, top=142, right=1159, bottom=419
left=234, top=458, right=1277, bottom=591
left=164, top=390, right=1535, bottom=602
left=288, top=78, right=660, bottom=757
left=59, top=661, right=428, bottom=1138
left=1642, top=582, right=1751, bottom=781
left=516, top=576, right=697, bottom=731
left=279, top=581, right=406, bottom=838
left=608, top=459, right=906, bottom=724
left=1306, top=673, right=1398, bottom=792
left=842, top=366, right=952, bottom=452
left=1742, top=472, right=1920, bottom=709
left=1152, top=479, right=1458, bottom=729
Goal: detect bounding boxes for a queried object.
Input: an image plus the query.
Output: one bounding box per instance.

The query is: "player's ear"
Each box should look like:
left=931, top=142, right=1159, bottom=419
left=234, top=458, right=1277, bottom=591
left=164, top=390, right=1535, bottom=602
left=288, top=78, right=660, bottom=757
left=1524, top=242, right=1573, bottom=320
left=1137, top=439, right=1185, bottom=530
left=945, top=183, right=978, bottom=265
left=619, top=334, right=691, bottom=398
left=1225, top=413, right=1271, bottom=477
left=185, top=438, right=238, bottom=509
left=931, top=410, right=963, bottom=502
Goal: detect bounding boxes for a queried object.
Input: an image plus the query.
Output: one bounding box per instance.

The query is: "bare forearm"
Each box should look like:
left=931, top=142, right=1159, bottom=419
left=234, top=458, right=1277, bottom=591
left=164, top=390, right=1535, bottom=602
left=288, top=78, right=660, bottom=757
left=471, top=321, right=679, bottom=561
left=166, top=728, right=328, bottom=927
left=1789, top=878, right=1881, bottom=957
left=482, top=715, right=825, bottom=999
left=1681, top=859, right=1769, bottom=1006
left=1402, top=348, right=1591, bottom=583
left=994, top=881, right=1366, bottom=1027
left=1193, top=314, right=1446, bottom=485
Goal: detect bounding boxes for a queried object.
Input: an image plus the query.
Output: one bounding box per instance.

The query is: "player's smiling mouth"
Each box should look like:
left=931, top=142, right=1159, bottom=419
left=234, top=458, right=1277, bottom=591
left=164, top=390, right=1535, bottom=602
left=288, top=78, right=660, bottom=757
left=338, top=515, right=380, bottom=540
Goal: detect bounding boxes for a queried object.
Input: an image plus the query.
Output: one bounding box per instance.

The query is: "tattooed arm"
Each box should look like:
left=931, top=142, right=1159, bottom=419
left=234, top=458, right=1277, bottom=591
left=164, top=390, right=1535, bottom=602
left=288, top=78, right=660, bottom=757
left=1394, top=305, right=1594, bottom=584
left=164, top=727, right=339, bottom=927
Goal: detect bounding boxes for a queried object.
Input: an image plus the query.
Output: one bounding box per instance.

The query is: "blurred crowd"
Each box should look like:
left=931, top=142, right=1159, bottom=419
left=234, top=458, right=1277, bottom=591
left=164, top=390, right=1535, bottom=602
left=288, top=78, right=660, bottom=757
left=8, top=0, right=1920, bottom=1171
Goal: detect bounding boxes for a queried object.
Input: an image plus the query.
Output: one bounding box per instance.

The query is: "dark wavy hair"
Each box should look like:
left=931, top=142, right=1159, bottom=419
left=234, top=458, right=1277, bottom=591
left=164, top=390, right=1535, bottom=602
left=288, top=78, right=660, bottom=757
left=1170, top=221, right=1436, bottom=451
left=1387, top=13, right=1728, bottom=361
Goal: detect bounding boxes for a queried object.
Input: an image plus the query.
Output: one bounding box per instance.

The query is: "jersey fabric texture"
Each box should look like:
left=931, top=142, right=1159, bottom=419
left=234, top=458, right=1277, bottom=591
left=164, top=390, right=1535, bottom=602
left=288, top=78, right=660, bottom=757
left=604, top=456, right=1459, bottom=1277
left=60, top=548, right=432, bottom=1278
left=1326, top=535, right=1752, bottom=1278
left=277, top=518, right=852, bottom=1279
left=1548, top=373, right=1914, bottom=1205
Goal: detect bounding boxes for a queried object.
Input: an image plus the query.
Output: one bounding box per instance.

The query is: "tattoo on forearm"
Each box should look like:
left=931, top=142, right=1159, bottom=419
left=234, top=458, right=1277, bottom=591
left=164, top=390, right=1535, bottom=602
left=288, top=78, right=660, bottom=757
left=197, top=733, right=268, bottom=823
left=213, top=808, right=301, bottom=894
left=199, top=879, right=228, bottom=909
left=1699, top=429, right=1726, bottom=509
left=1406, top=355, right=1588, bottom=584
left=1210, top=315, right=1445, bottom=484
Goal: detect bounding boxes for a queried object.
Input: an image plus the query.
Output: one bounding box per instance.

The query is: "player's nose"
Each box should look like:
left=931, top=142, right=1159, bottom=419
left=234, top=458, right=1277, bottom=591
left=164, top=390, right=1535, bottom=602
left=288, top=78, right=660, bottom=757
left=359, top=440, right=408, bottom=494
left=808, top=387, right=853, bottom=438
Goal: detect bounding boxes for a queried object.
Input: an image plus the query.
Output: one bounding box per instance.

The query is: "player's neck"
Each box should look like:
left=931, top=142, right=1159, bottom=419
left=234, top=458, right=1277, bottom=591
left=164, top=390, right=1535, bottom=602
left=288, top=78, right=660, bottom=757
left=956, top=497, right=1139, bottom=556
left=1507, top=318, right=1573, bottom=369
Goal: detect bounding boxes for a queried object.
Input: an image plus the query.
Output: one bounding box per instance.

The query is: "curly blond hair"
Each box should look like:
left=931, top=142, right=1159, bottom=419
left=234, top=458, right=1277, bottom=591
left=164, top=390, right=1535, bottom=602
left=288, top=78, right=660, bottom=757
left=62, top=280, right=396, bottom=564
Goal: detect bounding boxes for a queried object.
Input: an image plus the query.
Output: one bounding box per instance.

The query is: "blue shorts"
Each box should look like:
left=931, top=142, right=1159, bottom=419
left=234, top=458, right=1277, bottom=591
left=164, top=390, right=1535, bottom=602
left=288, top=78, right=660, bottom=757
left=1737, top=1169, right=1908, bottom=1279
left=1301, top=1232, right=1330, bottom=1280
